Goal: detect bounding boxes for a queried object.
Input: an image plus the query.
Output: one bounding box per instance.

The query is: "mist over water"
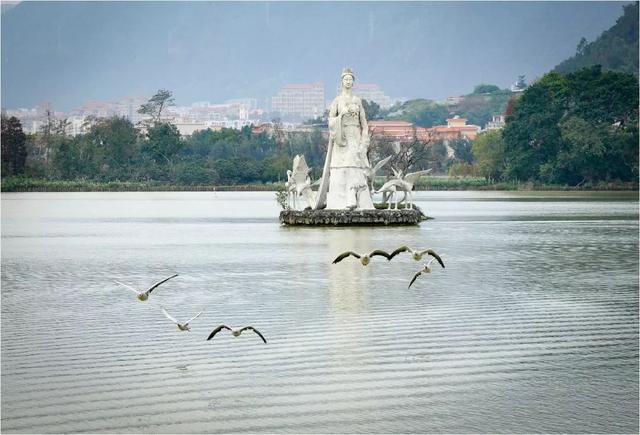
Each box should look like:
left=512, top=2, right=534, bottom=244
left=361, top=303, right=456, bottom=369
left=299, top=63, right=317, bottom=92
left=1, top=191, right=638, bottom=433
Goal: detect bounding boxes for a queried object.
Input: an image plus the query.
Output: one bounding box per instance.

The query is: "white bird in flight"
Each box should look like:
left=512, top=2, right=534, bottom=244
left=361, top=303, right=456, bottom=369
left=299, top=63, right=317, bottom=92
left=114, top=274, right=178, bottom=301
left=207, top=325, right=267, bottom=343
left=332, top=249, right=393, bottom=266
left=390, top=246, right=445, bottom=267
left=161, top=307, right=203, bottom=331
left=408, top=257, right=443, bottom=288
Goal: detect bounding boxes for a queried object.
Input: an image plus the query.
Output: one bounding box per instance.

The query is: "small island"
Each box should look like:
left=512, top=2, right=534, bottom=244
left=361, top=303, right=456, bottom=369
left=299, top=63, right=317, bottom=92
left=280, top=68, right=429, bottom=226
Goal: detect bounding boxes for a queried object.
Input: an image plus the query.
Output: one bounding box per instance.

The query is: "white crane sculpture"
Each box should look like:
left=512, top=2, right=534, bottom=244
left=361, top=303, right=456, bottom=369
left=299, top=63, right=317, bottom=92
left=286, top=155, right=317, bottom=210
left=374, top=167, right=432, bottom=210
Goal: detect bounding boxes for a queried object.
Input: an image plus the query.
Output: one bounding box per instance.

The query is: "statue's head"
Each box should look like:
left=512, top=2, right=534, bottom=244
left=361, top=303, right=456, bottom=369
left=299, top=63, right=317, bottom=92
left=341, top=67, right=355, bottom=89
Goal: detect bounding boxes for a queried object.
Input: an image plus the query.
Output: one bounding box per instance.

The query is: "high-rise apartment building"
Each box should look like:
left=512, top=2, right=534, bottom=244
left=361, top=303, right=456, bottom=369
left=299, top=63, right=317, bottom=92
left=332, top=83, right=393, bottom=109
left=352, top=83, right=393, bottom=109
left=271, top=82, right=325, bottom=120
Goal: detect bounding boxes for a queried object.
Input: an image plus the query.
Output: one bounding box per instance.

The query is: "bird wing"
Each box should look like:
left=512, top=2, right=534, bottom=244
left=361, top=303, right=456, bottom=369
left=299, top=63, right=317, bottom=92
left=369, top=249, right=392, bottom=260
left=145, top=273, right=179, bottom=295
left=185, top=311, right=203, bottom=325
left=161, top=307, right=180, bottom=325
left=371, top=155, right=393, bottom=176
left=240, top=326, right=267, bottom=344
left=332, top=251, right=360, bottom=264
left=389, top=246, right=410, bottom=260
left=404, top=169, right=432, bottom=185
left=207, top=325, right=231, bottom=341
left=408, top=270, right=422, bottom=289
left=114, top=281, right=141, bottom=295
left=422, top=249, right=445, bottom=268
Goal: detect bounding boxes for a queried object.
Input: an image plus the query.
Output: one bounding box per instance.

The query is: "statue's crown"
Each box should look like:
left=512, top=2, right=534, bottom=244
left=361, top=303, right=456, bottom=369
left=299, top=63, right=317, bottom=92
left=341, top=67, right=355, bottom=79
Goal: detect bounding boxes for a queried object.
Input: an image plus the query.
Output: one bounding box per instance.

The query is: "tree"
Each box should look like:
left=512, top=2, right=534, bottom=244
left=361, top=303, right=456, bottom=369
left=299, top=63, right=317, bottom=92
left=138, top=89, right=175, bottom=123
left=1, top=115, right=27, bottom=176
left=473, top=84, right=502, bottom=94
left=554, top=2, right=638, bottom=76
left=362, top=99, right=381, bottom=120
left=387, top=99, right=449, bottom=128
left=502, top=66, right=638, bottom=184
left=472, top=130, right=505, bottom=180
left=87, top=116, right=138, bottom=168
left=449, top=138, right=474, bottom=164
left=576, top=37, right=588, bottom=55
left=369, top=128, right=437, bottom=175
left=143, top=122, right=182, bottom=162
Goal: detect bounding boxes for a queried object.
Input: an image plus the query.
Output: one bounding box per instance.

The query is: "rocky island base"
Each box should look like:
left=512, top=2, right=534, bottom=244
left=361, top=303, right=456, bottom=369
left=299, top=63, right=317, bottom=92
left=279, top=208, right=427, bottom=226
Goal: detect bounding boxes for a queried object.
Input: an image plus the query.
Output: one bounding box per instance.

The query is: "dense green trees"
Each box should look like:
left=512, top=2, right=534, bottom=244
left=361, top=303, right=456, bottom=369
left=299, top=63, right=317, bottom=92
left=1, top=115, right=27, bottom=176
left=362, top=99, right=381, bottom=120
left=471, top=130, right=505, bottom=180
left=386, top=99, right=449, bottom=128
left=5, top=60, right=637, bottom=189
left=501, top=66, right=638, bottom=184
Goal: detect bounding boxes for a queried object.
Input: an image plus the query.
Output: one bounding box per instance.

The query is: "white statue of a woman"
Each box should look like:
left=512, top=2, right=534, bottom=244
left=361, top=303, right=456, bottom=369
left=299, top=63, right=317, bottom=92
left=315, top=68, right=374, bottom=210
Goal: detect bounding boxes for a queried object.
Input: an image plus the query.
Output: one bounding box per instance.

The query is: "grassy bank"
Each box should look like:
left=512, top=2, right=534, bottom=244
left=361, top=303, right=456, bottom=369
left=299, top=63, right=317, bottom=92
left=1, top=176, right=637, bottom=193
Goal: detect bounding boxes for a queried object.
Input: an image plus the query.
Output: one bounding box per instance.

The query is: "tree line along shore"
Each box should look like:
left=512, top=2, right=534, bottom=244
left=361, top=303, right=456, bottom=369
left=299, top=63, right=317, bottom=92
left=2, top=176, right=636, bottom=193
left=2, top=66, right=638, bottom=194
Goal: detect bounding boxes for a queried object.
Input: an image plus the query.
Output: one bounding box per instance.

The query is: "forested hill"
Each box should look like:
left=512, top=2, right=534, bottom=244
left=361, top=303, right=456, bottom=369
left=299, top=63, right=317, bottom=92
left=554, top=2, right=638, bottom=76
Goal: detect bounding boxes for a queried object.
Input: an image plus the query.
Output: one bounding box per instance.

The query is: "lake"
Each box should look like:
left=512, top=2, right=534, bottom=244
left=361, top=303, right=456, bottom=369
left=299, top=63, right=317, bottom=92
left=1, top=191, right=638, bottom=433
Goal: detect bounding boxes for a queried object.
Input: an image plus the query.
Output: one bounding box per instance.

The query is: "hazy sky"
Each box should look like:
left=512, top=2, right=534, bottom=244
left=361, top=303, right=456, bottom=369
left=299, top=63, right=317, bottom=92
left=1, top=1, right=632, bottom=110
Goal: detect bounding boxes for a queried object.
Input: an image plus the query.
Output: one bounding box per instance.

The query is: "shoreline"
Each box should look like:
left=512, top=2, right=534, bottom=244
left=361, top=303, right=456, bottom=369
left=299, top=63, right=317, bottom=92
left=1, top=178, right=638, bottom=193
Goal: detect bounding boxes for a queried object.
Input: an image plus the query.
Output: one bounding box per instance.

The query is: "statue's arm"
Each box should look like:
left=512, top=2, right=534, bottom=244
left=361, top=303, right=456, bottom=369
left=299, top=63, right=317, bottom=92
left=328, top=99, right=339, bottom=119
left=328, top=99, right=341, bottom=144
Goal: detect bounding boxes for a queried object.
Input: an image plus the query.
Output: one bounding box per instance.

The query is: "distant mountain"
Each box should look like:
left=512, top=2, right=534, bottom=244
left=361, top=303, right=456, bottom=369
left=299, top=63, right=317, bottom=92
left=554, top=2, right=638, bottom=76
left=1, top=1, right=629, bottom=111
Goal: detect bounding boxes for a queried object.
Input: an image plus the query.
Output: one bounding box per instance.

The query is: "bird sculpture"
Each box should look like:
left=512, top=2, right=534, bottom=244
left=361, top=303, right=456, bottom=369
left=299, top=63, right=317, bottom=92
left=114, top=274, right=178, bottom=301
left=390, top=246, right=445, bottom=267
left=408, top=257, right=442, bottom=289
left=207, top=325, right=267, bottom=343
left=161, top=307, right=203, bottom=331
left=393, top=167, right=432, bottom=209
left=332, top=249, right=393, bottom=266
left=364, top=155, right=392, bottom=192
left=375, top=168, right=432, bottom=210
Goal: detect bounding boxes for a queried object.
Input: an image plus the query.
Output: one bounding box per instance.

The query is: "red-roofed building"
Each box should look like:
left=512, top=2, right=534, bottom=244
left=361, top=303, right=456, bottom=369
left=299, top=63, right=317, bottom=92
left=430, top=116, right=481, bottom=140
left=368, top=120, right=433, bottom=143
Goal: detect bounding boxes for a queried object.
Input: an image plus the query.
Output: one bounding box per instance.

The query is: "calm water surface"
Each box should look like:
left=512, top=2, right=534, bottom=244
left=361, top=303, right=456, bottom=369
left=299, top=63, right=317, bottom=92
left=1, top=191, right=638, bottom=433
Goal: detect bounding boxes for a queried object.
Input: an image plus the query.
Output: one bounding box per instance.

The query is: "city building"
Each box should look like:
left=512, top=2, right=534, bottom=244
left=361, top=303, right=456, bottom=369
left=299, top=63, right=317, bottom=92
left=351, top=83, right=393, bottom=109
left=510, top=75, right=527, bottom=92
left=430, top=116, right=481, bottom=141
left=368, top=120, right=432, bottom=143
left=271, top=82, right=325, bottom=121
left=484, top=114, right=505, bottom=131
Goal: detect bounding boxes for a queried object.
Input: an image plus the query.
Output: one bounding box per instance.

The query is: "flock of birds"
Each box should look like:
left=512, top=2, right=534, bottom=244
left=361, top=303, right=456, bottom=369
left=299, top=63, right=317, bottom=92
left=114, top=245, right=444, bottom=345
left=114, top=274, right=268, bottom=343
left=333, top=245, right=445, bottom=288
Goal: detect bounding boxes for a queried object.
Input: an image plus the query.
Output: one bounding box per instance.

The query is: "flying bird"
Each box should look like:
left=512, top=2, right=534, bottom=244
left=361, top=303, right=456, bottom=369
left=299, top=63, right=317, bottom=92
left=161, top=307, right=203, bottom=331
left=114, top=274, right=178, bottom=301
left=408, top=257, right=441, bottom=289
left=207, top=325, right=267, bottom=343
left=390, top=246, right=445, bottom=267
left=332, top=249, right=393, bottom=266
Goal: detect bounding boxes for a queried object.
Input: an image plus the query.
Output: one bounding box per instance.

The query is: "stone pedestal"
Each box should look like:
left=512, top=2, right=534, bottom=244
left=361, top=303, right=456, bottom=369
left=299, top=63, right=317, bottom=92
left=279, top=208, right=427, bottom=226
